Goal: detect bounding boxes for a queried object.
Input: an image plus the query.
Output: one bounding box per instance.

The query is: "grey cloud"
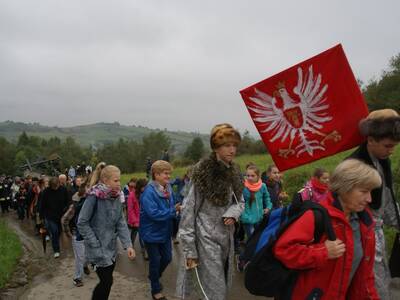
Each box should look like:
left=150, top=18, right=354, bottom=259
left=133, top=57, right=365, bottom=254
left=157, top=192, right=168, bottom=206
left=0, top=0, right=399, bottom=134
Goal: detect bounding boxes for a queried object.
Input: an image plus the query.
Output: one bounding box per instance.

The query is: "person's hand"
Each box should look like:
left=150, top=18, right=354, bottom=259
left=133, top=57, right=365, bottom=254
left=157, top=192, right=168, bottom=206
left=64, top=231, right=72, bottom=238
left=279, top=191, right=288, bottom=200
left=186, top=258, right=198, bottom=270
left=127, top=247, right=136, bottom=260
left=325, top=239, right=346, bottom=259
left=223, top=217, right=235, bottom=225
left=263, top=208, right=270, bottom=215
left=175, top=203, right=182, bottom=212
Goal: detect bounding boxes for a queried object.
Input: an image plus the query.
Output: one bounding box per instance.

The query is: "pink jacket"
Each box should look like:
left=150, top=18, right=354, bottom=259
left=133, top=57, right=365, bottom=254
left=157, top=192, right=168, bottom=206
left=127, top=190, right=140, bottom=227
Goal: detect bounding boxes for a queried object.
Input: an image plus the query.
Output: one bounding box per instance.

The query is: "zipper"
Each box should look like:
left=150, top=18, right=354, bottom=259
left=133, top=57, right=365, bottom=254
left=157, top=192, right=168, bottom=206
left=337, top=223, right=347, bottom=298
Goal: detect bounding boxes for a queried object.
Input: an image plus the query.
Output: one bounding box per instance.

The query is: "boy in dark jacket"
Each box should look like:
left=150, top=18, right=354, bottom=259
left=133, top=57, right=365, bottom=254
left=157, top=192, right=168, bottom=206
left=348, top=109, right=400, bottom=299
left=40, top=177, right=69, bottom=258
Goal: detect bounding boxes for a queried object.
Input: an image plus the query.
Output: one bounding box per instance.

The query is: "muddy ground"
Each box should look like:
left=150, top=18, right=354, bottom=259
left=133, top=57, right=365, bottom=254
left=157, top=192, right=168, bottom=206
left=0, top=215, right=265, bottom=300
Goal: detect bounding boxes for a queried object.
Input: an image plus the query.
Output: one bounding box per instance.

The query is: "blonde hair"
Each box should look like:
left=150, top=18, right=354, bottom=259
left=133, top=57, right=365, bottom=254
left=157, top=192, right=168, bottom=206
left=330, top=159, right=382, bottom=195
left=151, top=160, right=173, bottom=180
left=100, top=165, right=120, bottom=182
left=88, top=162, right=106, bottom=188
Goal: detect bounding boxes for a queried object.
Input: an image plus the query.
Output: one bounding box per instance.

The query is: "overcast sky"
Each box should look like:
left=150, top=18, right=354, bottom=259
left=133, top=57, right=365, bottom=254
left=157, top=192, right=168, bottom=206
left=0, top=0, right=399, bottom=134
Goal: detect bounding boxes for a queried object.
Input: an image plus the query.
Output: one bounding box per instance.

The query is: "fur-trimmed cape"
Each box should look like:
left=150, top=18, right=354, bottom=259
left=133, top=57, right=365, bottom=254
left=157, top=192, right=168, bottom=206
left=191, top=152, right=243, bottom=207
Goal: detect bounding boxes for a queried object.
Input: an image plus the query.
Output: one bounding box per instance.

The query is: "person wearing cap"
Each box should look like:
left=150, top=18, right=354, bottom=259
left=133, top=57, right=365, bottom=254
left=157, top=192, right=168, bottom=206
left=349, top=108, right=400, bottom=299
left=176, top=123, right=245, bottom=300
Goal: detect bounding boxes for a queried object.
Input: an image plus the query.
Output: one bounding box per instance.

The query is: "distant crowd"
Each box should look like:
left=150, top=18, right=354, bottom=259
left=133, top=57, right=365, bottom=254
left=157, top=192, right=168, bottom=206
left=1, top=109, right=400, bottom=300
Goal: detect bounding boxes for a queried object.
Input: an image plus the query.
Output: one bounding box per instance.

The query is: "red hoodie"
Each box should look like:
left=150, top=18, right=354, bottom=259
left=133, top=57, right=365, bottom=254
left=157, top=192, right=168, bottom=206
left=274, top=192, right=379, bottom=300
left=127, top=190, right=140, bottom=227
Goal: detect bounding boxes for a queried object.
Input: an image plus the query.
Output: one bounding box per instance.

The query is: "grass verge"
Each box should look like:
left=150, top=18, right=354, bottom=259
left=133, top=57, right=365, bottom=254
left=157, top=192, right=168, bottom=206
left=0, top=219, right=23, bottom=289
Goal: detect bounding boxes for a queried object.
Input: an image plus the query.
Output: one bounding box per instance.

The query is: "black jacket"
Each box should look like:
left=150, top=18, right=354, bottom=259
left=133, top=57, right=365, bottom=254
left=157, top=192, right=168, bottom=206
left=40, top=186, right=69, bottom=222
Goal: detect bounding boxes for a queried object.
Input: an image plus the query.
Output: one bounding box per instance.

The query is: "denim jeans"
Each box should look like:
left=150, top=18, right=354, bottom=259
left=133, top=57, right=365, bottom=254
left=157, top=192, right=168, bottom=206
left=72, top=236, right=86, bottom=280
left=243, top=223, right=258, bottom=241
left=145, top=241, right=172, bottom=294
left=46, top=219, right=61, bottom=253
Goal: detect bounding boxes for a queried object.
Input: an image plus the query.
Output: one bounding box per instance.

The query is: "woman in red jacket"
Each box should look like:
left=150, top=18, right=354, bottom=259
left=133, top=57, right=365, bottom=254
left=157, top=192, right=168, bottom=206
left=274, top=159, right=381, bottom=300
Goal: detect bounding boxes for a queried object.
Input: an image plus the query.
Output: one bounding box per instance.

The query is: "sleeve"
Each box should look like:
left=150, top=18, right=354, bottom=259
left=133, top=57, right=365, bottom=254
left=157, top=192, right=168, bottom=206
left=365, top=233, right=380, bottom=300
left=273, top=210, right=329, bottom=270
left=39, top=190, right=47, bottom=219
left=141, top=189, right=176, bottom=221
left=77, top=195, right=101, bottom=248
left=126, top=193, right=133, bottom=226
left=222, top=190, right=245, bottom=221
left=61, top=204, right=75, bottom=233
left=116, top=204, right=133, bottom=249
left=179, top=184, right=198, bottom=259
left=263, top=185, right=272, bottom=210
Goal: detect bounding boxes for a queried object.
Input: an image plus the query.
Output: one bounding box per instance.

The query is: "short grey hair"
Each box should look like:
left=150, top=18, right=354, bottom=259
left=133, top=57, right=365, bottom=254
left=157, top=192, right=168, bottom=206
left=330, top=159, right=382, bottom=195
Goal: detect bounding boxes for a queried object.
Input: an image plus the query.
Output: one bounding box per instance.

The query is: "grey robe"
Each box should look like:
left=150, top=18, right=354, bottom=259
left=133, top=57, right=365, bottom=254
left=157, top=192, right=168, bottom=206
left=176, top=184, right=244, bottom=300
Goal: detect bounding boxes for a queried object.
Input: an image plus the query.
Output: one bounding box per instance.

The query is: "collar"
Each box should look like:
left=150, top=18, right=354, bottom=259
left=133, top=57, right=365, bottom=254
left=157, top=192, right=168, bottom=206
left=330, top=192, right=373, bottom=227
left=150, top=181, right=171, bottom=199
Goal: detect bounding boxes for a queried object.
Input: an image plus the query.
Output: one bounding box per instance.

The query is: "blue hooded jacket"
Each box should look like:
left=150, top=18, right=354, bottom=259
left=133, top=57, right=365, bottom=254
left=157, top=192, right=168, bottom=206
left=139, top=181, right=176, bottom=243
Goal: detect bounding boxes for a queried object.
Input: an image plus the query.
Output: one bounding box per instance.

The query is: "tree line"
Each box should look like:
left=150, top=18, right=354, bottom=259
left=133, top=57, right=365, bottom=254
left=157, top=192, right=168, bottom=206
left=0, top=129, right=267, bottom=175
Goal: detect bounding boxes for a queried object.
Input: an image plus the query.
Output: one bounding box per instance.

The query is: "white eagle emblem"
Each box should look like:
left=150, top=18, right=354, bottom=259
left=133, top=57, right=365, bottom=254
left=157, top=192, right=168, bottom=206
left=247, top=65, right=341, bottom=158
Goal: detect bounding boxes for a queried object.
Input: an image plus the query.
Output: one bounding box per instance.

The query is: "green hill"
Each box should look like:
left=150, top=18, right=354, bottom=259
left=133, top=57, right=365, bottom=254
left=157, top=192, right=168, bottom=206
left=0, top=121, right=209, bottom=153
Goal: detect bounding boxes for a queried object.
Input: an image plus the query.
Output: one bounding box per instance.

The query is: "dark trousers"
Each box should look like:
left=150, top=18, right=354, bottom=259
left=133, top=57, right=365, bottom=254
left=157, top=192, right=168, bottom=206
left=172, top=217, right=180, bottom=239
left=129, top=226, right=145, bottom=250
left=17, top=204, right=25, bottom=220
left=145, top=241, right=172, bottom=294
left=92, top=263, right=115, bottom=300
left=0, top=200, right=9, bottom=213
left=46, top=219, right=61, bottom=253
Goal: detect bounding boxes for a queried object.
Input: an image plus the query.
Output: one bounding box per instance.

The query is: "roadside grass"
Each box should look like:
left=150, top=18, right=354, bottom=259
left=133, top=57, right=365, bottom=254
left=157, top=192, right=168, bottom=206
left=0, top=220, right=23, bottom=289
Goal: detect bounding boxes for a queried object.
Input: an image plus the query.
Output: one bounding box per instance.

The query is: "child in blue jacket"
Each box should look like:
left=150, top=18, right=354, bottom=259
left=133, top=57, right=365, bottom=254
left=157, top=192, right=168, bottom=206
left=139, top=160, right=181, bottom=300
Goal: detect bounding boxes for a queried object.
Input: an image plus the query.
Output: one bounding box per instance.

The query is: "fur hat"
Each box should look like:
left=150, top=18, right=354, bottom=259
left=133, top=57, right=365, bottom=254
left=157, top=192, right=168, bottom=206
left=359, top=109, right=400, bottom=140
left=210, top=123, right=241, bottom=150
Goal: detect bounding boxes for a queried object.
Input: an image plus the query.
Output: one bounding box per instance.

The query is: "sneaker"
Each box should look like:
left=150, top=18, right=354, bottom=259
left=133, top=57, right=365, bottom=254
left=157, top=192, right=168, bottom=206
left=83, top=265, right=90, bottom=275
left=54, top=252, right=60, bottom=258
left=73, top=278, right=84, bottom=287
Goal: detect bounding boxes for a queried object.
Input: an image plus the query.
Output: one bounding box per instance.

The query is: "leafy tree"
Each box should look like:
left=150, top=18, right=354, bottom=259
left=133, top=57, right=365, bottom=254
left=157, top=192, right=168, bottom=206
left=141, top=132, right=171, bottom=164
left=237, top=131, right=268, bottom=155
left=184, top=137, right=205, bottom=162
left=0, top=138, right=16, bottom=174
left=363, top=53, right=400, bottom=111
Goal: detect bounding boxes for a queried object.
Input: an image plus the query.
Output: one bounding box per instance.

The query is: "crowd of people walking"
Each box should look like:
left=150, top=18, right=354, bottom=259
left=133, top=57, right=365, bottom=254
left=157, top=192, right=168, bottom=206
left=1, top=108, right=400, bottom=300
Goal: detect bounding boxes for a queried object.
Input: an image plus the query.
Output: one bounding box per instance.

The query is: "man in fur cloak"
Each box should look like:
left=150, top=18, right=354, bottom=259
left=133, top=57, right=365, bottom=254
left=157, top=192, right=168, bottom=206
left=176, top=123, right=245, bottom=300
left=349, top=109, right=400, bottom=300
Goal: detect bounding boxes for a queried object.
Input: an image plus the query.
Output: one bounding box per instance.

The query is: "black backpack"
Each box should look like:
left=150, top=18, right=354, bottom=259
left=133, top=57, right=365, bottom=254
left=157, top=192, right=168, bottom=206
left=244, top=194, right=336, bottom=298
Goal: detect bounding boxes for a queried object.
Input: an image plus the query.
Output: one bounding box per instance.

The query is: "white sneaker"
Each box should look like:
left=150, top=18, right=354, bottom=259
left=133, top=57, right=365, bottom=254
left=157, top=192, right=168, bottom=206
left=54, top=252, right=60, bottom=258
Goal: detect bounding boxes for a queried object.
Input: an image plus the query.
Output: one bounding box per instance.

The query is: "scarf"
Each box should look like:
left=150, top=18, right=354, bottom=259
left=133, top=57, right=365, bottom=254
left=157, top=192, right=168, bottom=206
left=244, top=179, right=263, bottom=192
left=153, top=181, right=171, bottom=199
left=191, top=152, right=243, bottom=207
left=311, top=177, right=329, bottom=194
left=87, top=183, right=121, bottom=200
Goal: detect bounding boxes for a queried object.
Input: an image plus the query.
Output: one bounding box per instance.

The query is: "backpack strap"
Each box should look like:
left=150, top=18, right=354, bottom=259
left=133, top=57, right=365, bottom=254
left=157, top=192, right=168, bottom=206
left=312, top=206, right=336, bottom=242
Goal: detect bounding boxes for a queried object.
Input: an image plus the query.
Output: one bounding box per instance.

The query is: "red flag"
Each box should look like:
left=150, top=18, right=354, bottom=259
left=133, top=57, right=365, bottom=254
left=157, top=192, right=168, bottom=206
left=240, top=44, right=368, bottom=171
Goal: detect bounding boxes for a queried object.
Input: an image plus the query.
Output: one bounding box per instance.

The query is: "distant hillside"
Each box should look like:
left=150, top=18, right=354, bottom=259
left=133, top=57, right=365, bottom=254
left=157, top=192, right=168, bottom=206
left=0, top=121, right=209, bottom=153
